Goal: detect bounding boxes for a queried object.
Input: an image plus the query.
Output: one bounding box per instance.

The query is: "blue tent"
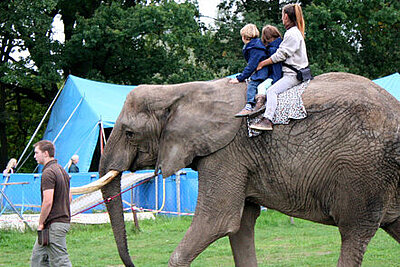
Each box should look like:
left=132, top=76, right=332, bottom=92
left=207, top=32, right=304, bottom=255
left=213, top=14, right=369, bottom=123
left=373, top=72, right=400, bottom=101
left=43, top=75, right=136, bottom=172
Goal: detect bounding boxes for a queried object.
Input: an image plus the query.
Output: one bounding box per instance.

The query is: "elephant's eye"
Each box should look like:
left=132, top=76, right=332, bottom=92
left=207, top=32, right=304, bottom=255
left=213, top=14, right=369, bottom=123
left=125, top=131, right=135, bottom=139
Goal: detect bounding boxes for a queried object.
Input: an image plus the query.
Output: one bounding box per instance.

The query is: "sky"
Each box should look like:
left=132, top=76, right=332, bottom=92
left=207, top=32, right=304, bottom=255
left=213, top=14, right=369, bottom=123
left=197, top=0, right=220, bottom=25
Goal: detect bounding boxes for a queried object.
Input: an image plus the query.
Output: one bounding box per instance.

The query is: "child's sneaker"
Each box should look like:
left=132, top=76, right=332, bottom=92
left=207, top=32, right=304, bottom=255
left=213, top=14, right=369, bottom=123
left=235, top=104, right=253, bottom=117
left=248, top=94, right=266, bottom=117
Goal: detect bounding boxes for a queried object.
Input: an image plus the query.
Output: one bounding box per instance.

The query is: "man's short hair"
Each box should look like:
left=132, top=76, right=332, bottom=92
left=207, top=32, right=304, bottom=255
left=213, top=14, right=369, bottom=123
left=34, top=140, right=55, bottom=157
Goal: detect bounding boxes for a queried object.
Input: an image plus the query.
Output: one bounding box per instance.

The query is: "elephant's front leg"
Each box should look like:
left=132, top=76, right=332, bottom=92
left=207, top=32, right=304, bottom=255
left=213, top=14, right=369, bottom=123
left=168, top=163, right=249, bottom=267
left=229, top=201, right=260, bottom=267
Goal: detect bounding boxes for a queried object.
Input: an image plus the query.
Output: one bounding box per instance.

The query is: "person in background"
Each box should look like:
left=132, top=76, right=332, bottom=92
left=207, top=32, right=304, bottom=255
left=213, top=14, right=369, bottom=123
left=229, top=24, right=269, bottom=117
left=31, top=140, right=72, bottom=267
left=250, top=3, right=309, bottom=130
left=3, top=158, right=17, bottom=175
left=67, top=154, right=79, bottom=173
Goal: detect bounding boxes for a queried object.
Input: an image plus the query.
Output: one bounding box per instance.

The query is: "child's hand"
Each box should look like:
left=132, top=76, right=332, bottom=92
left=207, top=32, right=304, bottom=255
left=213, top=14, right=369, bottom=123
left=229, top=78, right=239, bottom=84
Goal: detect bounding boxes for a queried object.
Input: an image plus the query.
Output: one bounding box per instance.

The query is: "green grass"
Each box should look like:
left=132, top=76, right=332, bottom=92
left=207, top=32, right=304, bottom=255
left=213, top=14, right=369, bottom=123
left=0, top=210, right=398, bottom=266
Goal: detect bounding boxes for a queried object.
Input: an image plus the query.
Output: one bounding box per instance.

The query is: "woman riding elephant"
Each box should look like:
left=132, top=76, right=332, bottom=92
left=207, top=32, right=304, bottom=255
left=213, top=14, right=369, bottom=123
left=251, top=3, right=309, bottom=131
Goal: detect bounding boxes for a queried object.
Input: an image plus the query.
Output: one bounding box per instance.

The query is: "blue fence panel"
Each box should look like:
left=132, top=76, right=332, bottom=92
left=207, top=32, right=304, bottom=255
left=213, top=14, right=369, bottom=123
left=1, top=173, right=42, bottom=213
left=131, top=169, right=198, bottom=215
left=1, top=169, right=198, bottom=216
left=179, top=170, right=198, bottom=213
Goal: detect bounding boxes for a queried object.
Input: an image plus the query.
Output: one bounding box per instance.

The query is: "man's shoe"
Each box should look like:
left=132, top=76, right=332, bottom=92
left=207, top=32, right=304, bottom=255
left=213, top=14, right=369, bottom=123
left=248, top=94, right=266, bottom=117
left=249, top=117, right=273, bottom=131
left=235, top=108, right=253, bottom=117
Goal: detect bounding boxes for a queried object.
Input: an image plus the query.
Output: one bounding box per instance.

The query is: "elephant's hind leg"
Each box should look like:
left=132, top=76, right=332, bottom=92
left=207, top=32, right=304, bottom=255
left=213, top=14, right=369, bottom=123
left=382, top=217, right=400, bottom=243
left=229, top=201, right=260, bottom=267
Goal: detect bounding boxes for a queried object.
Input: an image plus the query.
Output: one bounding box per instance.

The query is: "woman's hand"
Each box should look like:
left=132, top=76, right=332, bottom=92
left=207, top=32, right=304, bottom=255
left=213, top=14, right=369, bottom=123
left=229, top=78, right=239, bottom=84
left=257, top=60, right=266, bottom=71
left=257, top=58, right=273, bottom=70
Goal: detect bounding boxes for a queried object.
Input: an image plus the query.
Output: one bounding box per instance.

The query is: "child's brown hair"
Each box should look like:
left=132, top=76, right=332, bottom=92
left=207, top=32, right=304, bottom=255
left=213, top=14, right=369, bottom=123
left=261, top=25, right=282, bottom=45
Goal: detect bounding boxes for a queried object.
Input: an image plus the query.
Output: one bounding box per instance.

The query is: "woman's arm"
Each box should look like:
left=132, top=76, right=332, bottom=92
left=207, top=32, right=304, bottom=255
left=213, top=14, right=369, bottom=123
left=256, top=57, right=273, bottom=71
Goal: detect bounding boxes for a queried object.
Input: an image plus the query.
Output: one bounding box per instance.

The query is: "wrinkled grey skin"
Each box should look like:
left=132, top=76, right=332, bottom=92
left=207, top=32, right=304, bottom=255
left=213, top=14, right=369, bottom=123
left=99, top=73, right=400, bottom=267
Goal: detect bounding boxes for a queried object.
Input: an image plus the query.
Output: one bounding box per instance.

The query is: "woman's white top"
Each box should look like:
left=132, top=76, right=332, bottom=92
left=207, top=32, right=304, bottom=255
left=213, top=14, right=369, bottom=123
left=270, top=26, right=309, bottom=75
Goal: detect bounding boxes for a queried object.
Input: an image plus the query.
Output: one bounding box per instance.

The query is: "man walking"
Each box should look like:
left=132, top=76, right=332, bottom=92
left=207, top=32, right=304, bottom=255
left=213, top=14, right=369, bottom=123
left=31, top=140, right=72, bottom=267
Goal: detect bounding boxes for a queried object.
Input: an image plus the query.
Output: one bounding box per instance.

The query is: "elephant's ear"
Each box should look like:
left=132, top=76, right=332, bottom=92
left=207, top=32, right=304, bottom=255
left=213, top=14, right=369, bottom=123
left=155, top=78, right=246, bottom=177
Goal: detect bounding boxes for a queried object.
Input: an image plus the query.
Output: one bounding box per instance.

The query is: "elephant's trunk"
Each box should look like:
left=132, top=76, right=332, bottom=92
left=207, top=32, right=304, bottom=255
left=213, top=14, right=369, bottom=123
left=100, top=172, right=135, bottom=267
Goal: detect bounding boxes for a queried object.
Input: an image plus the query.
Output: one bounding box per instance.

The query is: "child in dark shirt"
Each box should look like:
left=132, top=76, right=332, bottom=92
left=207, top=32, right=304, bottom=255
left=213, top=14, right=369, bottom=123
left=229, top=24, right=269, bottom=117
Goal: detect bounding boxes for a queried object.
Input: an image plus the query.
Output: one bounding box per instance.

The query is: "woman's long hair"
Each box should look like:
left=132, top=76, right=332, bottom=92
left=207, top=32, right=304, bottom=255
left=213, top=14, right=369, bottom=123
left=3, top=158, right=17, bottom=175
left=283, top=4, right=305, bottom=38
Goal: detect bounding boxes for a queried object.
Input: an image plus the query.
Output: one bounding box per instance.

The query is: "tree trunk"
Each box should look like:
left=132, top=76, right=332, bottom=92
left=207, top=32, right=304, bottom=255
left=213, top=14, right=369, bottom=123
left=0, top=82, right=8, bottom=168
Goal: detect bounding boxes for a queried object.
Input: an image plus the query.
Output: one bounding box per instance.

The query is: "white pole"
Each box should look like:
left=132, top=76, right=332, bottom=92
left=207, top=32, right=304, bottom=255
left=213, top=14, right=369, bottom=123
left=52, top=97, right=84, bottom=143
left=16, top=79, right=67, bottom=171
left=101, top=121, right=107, bottom=145
left=62, top=122, right=99, bottom=170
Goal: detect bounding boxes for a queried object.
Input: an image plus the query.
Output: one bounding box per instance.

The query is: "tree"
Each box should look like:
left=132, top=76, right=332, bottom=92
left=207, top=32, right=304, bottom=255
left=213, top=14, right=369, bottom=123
left=305, top=0, right=400, bottom=78
left=0, top=0, right=62, bottom=170
left=212, top=0, right=400, bottom=78
left=349, top=0, right=400, bottom=77
left=305, top=1, right=358, bottom=75
left=61, top=1, right=217, bottom=84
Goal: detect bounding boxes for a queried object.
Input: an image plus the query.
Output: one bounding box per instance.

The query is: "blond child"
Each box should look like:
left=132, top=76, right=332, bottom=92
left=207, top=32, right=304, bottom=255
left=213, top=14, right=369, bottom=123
left=229, top=24, right=269, bottom=117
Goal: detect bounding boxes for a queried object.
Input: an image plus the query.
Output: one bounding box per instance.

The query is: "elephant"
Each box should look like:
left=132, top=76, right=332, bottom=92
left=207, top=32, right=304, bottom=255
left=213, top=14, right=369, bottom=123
left=90, top=72, right=400, bottom=266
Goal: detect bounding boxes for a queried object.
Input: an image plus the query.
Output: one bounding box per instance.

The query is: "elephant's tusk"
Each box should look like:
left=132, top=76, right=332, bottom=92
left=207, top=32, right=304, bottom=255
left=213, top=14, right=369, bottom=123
left=70, top=170, right=120, bottom=195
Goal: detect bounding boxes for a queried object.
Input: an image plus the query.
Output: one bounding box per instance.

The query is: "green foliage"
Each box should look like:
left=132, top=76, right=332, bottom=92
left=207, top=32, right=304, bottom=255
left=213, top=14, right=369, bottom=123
left=305, top=0, right=400, bottom=78
left=349, top=0, right=400, bottom=77
left=0, top=0, right=62, bottom=171
left=63, top=1, right=216, bottom=84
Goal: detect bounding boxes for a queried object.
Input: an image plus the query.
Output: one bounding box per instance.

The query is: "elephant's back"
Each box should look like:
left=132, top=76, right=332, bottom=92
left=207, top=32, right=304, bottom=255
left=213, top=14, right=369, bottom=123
left=302, top=72, right=400, bottom=133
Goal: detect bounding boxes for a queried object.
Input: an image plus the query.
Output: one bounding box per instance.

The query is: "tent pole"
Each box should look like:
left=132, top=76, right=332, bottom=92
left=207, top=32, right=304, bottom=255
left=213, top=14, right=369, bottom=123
left=100, top=121, right=104, bottom=155
left=62, top=122, right=99, bottom=170
left=16, top=79, right=67, bottom=172
left=53, top=97, right=84, bottom=143
left=101, top=121, right=107, bottom=145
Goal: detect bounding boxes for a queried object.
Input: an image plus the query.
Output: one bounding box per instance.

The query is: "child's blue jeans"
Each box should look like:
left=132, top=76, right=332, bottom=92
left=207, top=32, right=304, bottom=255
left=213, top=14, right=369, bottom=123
left=246, top=79, right=263, bottom=106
